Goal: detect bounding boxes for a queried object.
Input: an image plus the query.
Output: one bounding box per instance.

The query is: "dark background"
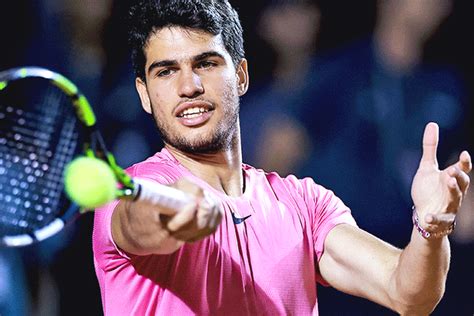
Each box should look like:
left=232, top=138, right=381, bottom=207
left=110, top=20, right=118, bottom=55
left=0, top=0, right=473, bottom=315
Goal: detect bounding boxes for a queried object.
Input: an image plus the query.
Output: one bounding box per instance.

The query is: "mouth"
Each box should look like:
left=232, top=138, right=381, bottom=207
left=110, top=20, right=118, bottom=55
left=174, top=101, right=215, bottom=127
left=177, top=106, right=211, bottom=118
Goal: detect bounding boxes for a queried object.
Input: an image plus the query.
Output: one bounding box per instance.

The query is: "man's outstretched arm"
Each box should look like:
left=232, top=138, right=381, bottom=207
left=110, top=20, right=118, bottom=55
left=319, top=122, right=471, bottom=315
left=112, top=178, right=222, bottom=256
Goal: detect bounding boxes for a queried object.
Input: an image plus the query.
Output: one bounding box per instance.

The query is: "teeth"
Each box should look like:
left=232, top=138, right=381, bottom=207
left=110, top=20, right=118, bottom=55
left=180, top=107, right=208, bottom=117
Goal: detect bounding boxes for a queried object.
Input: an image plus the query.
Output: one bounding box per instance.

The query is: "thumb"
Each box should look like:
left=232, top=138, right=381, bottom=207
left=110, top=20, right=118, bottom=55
left=420, top=122, right=439, bottom=167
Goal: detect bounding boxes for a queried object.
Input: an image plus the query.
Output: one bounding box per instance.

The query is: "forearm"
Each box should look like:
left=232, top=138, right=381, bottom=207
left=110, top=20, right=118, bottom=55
left=390, top=229, right=450, bottom=314
left=112, top=200, right=184, bottom=256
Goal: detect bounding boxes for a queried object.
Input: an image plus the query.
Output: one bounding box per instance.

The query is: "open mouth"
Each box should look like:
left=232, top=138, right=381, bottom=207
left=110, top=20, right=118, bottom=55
left=174, top=101, right=214, bottom=127
left=177, top=106, right=211, bottom=119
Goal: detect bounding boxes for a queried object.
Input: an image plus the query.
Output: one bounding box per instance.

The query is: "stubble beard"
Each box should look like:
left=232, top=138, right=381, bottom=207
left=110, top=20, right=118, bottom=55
left=152, top=90, right=240, bottom=155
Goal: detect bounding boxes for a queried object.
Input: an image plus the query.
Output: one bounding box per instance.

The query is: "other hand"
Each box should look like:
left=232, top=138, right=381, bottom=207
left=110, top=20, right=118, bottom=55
left=411, top=122, right=472, bottom=235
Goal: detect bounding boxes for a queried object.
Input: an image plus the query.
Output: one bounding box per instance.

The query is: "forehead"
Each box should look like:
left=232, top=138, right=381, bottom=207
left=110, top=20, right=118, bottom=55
left=144, top=27, right=230, bottom=63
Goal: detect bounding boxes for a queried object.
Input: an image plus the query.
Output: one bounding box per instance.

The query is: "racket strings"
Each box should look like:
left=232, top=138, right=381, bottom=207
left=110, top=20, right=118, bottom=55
left=0, top=79, right=81, bottom=236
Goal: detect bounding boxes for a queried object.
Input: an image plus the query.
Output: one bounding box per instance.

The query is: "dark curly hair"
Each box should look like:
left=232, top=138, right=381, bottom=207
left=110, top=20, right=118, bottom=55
left=128, top=0, right=245, bottom=81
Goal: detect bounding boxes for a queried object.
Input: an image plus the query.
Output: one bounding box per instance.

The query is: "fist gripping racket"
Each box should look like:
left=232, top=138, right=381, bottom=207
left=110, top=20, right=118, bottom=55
left=0, top=67, right=191, bottom=247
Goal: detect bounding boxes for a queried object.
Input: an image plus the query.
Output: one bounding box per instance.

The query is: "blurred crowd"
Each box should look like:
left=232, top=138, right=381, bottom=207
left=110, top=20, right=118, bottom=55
left=1, top=0, right=473, bottom=315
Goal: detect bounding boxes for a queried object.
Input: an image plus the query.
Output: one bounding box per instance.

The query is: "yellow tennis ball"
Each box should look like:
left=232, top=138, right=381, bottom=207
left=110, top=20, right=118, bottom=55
left=64, top=156, right=117, bottom=209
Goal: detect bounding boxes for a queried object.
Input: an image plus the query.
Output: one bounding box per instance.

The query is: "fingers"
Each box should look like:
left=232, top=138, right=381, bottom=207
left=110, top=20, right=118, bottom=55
left=444, top=151, right=471, bottom=202
left=447, top=165, right=470, bottom=195
left=166, top=200, right=222, bottom=242
left=419, top=122, right=439, bottom=168
left=197, top=193, right=221, bottom=229
left=172, top=178, right=205, bottom=200
left=424, top=212, right=456, bottom=231
left=446, top=176, right=462, bottom=212
left=166, top=201, right=198, bottom=232
left=457, top=150, right=472, bottom=174
left=166, top=178, right=204, bottom=231
left=165, top=180, right=222, bottom=242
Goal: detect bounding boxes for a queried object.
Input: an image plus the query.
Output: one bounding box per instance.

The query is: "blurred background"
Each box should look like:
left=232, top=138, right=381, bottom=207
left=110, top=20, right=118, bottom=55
left=0, top=0, right=473, bottom=315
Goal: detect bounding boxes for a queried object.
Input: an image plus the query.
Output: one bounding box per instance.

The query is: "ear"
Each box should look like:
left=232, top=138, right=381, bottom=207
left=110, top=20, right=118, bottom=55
left=135, top=77, right=152, bottom=114
left=236, top=58, right=249, bottom=96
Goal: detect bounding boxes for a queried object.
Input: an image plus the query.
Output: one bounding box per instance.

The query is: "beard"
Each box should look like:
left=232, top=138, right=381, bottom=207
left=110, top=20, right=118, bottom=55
left=151, top=88, right=240, bottom=155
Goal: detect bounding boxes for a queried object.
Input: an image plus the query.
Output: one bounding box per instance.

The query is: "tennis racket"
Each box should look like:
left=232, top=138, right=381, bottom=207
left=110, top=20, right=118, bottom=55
left=0, top=66, right=191, bottom=247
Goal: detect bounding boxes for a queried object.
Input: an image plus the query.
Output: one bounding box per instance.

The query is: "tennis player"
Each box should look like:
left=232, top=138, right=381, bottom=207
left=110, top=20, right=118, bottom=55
left=92, top=1, right=471, bottom=315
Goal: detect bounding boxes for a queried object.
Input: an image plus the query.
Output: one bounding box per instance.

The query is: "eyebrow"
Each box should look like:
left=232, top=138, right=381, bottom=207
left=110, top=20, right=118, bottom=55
left=194, top=51, right=226, bottom=62
left=147, top=51, right=226, bottom=75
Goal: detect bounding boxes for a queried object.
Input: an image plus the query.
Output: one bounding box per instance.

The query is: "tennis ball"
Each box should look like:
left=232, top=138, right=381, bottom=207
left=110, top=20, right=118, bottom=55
left=64, top=156, right=117, bottom=209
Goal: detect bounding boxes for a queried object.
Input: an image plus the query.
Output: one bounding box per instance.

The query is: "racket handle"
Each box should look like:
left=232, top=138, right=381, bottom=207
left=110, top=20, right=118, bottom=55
left=133, top=178, right=194, bottom=211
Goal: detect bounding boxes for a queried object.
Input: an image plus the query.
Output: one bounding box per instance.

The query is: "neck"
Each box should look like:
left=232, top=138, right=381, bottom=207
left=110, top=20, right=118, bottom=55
left=165, top=129, right=244, bottom=197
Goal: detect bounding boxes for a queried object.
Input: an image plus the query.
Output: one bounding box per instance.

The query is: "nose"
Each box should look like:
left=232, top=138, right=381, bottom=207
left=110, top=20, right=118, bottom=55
left=177, top=69, right=204, bottom=98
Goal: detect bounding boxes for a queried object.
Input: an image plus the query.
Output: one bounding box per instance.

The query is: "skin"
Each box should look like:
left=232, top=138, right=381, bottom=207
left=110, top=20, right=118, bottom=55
left=320, top=124, right=471, bottom=315
left=111, top=26, right=472, bottom=314
left=112, top=27, right=248, bottom=254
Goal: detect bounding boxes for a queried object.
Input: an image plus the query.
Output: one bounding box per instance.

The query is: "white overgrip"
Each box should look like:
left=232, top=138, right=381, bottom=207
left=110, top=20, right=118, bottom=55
left=133, top=178, right=193, bottom=211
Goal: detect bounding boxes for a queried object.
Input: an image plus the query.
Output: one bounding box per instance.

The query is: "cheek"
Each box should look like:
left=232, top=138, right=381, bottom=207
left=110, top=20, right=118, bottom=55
left=221, top=79, right=239, bottom=106
left=209, top=70, right=235, bottom=92
left=148, top=93, right=170, bottom=120
left=149, top=84, right=171, bottom=104
left=208, top=68, right=238, bottom=91
left=149, top=78, right=177, bottom=101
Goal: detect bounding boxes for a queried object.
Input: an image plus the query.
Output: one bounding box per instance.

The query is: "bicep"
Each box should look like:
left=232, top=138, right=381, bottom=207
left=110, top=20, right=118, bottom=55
left=319, top=224, right=401, bottom=310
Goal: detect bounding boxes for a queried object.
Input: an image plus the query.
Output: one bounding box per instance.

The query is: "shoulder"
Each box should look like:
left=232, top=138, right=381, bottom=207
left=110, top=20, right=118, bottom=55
left=243, top=164, right=332, bottom=201
left=126, top=148, right=184, bottom=184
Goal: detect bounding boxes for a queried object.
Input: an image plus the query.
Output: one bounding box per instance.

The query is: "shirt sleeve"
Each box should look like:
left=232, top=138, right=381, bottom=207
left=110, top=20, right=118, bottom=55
left=92, top=161, right=179, bottom=272
left=296, top=177, right=358, bottom=285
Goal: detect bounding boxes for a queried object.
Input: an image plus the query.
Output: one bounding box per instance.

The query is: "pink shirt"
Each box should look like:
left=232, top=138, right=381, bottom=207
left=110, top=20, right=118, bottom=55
left=93, top=148, right=357, bottom=315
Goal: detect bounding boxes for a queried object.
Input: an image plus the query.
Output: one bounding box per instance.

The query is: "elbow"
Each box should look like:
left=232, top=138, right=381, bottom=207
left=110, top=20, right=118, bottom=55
left=396, top=302, right=439, bottom=316
left=394, top=287, right=445, bottom=316
left=390, top=264, right=448, bottom=315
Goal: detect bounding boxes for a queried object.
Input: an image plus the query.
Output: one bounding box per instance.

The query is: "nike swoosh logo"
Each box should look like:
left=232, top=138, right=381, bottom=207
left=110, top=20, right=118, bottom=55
left=231, top=212, right=251, bottom=224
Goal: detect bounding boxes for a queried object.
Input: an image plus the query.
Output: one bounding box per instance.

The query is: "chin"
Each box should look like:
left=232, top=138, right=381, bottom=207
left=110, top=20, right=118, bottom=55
left=159, top=118, right=238, bottom=154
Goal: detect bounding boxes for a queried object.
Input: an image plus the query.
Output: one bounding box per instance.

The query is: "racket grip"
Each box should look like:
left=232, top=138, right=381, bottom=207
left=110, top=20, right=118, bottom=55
left=133, top=178, right=194, bottom=211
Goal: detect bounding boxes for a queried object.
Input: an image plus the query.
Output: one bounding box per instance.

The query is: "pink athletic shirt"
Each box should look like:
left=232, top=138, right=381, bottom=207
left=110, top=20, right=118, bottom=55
left=93, top=148, right=357, bottom=315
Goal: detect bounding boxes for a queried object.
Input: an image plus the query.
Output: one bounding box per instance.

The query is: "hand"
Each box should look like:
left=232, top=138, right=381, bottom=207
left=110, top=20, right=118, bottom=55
left=411, top=122, right=472, bottom=234
left=163, top=178, right=223, bottom=242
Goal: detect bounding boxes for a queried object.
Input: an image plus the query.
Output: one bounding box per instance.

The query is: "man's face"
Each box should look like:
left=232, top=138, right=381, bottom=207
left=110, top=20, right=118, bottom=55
left=136, top=27, right=248, bottom=154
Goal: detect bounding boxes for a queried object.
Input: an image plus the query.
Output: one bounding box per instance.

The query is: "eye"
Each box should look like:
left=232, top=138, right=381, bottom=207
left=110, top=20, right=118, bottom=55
left=197, top=60, right=217, bottom=69
left=157, top=68, right=175, bottom=77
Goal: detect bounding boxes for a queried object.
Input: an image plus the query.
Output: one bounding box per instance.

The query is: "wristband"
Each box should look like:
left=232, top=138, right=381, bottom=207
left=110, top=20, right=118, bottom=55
left=412, top=206, right=456, bottom=239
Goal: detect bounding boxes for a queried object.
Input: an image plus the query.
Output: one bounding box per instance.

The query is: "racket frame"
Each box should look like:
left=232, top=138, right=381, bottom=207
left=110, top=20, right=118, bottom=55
left=0, top=67, right=193, bottom=247
left=0, top=67, right=134, bottom=246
